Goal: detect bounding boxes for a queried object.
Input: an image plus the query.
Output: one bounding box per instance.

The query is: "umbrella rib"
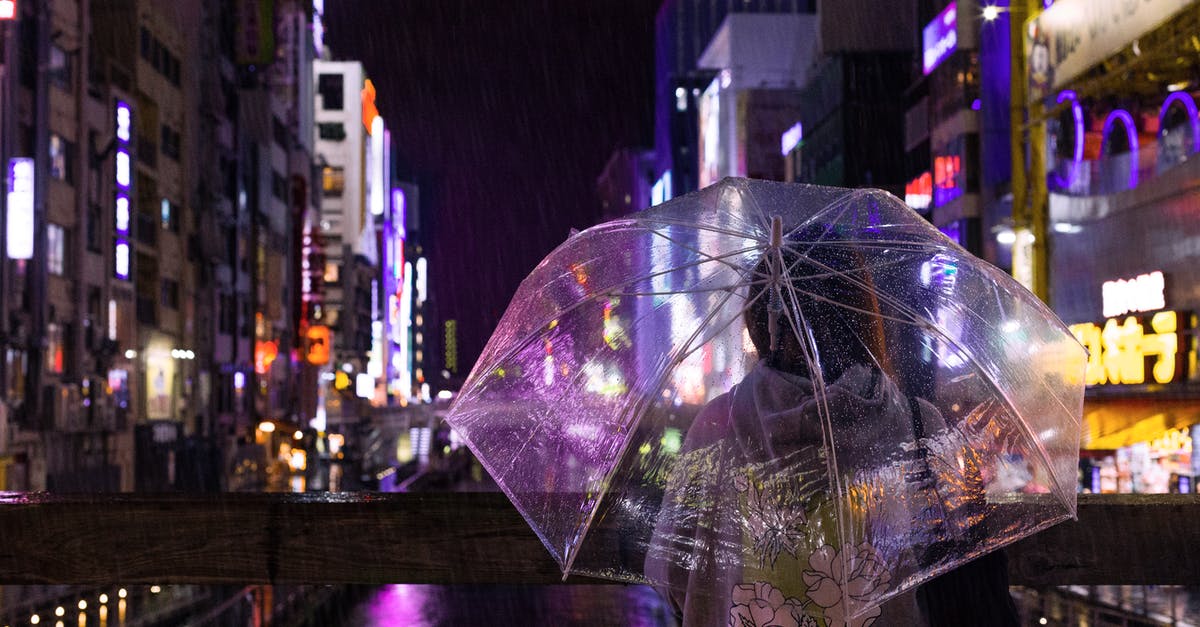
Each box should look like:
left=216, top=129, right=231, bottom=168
left=645, top=226, right=765, bottom=274
left=637, top=242, right=769, bottom=288
left=731, top=178, right=774, bottom=241
left=670, top=275, right=771, bottom=367
left=562, top=264, right=753, bottom=577
left=776, top=259, right=852, bottom=592
left=464, top=243, right=766, bottom=385
left=784, top=188, right=866, bottom=242
left=636, top=216, right=763, bottom=240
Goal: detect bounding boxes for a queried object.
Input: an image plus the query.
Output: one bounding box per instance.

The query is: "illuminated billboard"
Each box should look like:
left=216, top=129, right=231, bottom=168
left=0, top=1, right=15, bottom=20
left=6, top=158, right=33, bottom=260
left=114, top=100, right=133, bottom=280
left=922, top=2, right=957, bottom=75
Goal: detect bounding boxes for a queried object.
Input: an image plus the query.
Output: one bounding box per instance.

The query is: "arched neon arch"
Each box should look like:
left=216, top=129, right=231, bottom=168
left=1158, top=91, right=1200, bottom=155
left=1102, top=109, right=1139, bottom=189
left=1055, top=90, right=1084, bottom=189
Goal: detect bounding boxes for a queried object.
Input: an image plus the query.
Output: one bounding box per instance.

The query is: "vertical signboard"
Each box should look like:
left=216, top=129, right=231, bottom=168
left=6, top=158, right=34, bottom=260
left=922, top=2, right=958, bottom=75
left=236, top=0, right=276, bottom=66
left=114, top=100, right=133, bottom=279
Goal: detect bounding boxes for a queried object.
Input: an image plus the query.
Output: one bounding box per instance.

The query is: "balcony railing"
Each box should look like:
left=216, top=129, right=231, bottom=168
left=0, top=492, right=1193, bottom=586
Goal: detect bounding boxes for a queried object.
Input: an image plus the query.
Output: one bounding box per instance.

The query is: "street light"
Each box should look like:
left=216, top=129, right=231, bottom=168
left=982, top=4, right=1000, bottom=20
left=257, top=421, right=276, bottom=434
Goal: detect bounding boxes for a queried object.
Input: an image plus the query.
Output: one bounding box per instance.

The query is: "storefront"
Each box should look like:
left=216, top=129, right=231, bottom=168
left=1033, top=0, right=1200, bottom=492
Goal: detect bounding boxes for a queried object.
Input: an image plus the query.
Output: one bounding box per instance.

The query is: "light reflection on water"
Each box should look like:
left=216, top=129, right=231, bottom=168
left=349, top=584, right=677, bottom=627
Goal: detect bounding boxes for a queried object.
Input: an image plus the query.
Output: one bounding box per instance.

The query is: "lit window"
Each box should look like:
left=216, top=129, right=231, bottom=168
left=49, top=44, right=72, bottom=88
left=49, top=135, right=74, bottom=182
left=160, top=198, right=178, bottom=231
left=322, top=166, right=345, bottom=197
left=324, top=261, right=339, bottom=283
left=47, top=224, right=66, bottom=275
left=45, top=324, right=64, bottom=373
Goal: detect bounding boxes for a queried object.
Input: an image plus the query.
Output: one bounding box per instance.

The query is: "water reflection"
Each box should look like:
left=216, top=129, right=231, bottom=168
left=345, top=584, right=677, bottom=627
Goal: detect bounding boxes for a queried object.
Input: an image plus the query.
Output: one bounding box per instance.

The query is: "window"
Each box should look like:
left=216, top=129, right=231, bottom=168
left=160, top=125, right=181, bottom=161
left=317, top=73, right=344, bottom=110
left=45, top=323, right=64, bottom=374
left=49, top=134, right=74, bottom=182
left=218, top=294, right=235, bottom=334
left=318, top=123, right=346, bottom=141
left=161, top=278, right=179, bottom=309
left=49, top=44, right=72, bottom=89
left=86, top=204, right=102, bottom=253
left=273, top=117, right=290, bottom=147
left=160, top=198, right=179, bottom=232
left=322, top=166, right=345, bottom=197
left=47, top=224, right=66, bottom=275
left=272, top=172, right=288, bottom=202
left=141, top=27, right=181, bottom=86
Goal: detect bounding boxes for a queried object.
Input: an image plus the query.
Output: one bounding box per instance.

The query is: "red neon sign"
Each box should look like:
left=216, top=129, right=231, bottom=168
left=905, top=171, right=932, bottom=210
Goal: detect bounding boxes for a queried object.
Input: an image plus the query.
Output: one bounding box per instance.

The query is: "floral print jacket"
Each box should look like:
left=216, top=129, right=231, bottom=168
left=645, top=360, right=934, bottom=627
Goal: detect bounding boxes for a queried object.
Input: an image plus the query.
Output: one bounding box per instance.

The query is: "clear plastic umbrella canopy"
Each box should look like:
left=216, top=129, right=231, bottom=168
left=446, top=178, right=1085, bottom=624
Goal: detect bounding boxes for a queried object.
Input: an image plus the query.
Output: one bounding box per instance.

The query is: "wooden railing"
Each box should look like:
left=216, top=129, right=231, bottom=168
left=0, top=493, right=1193, bottom=586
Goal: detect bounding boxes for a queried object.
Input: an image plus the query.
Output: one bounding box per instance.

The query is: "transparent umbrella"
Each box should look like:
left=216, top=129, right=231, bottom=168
left=445, top=178, right=1085, bottom=625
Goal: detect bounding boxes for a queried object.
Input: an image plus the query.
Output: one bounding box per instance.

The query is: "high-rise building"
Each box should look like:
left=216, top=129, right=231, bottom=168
left=0, top=0, right=320, bottom=493
left=311, top=58, right=385, bottom=427
left=652, top=0, right=816, bottom=199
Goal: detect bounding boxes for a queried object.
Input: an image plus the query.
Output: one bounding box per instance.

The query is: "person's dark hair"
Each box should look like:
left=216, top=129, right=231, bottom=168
left=744, top=230, right=891, bottom=382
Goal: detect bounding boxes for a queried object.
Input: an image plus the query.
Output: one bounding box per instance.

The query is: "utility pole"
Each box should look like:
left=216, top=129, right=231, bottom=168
left=1010, top=0, right=1049, bottom=302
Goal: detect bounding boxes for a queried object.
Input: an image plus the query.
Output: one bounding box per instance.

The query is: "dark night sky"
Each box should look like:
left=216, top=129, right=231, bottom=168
left=325, top=0, right=659, bottom=380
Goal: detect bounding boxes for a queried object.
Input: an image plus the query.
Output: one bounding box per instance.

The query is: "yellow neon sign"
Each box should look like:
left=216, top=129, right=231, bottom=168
left=1070, top=311, right=1181, bottom=385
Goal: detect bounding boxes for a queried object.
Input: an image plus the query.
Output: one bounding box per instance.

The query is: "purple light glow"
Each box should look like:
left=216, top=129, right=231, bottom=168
left=922, top=2, right=958, bottom=75
left=780, top=121, right=802, bottom=156
left=392, top=188, right=406, bottom=239
left=1102, top=109, right=1139, bottom=189
left=114, top=239, right=130, bottom=279
left=1055, top=90, right=1084, bottom=189
left=1159, top=91, right=1200, bottom=154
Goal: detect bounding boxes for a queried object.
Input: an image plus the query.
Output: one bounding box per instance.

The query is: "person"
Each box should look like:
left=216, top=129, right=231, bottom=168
left=644, top=231, right=1018, bottom=626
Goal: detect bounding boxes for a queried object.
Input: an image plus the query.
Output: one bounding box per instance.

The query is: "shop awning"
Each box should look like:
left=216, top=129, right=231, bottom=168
left=1083, top=398, right=1200, bottom=450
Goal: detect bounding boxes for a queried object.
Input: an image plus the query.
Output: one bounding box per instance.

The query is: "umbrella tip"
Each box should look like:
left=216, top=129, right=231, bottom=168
left=770, top=215, right=783, bottom=249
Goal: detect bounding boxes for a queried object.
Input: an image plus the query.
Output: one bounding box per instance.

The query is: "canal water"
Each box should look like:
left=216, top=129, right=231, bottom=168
left=340, top=584, right=678, bottom=626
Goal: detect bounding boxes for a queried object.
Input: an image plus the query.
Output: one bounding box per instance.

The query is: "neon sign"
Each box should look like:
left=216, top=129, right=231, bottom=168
left=780, top=122, right=803, bottom=156
left=6, top=158, right=34, bottom=260
left=933, top=154, right=962, bottom=206
left=1055, top=90, right=1084, bottom=189
left=1102, top=271, right=1164, bottom=319
left=114, top=100, right=133, bottom=280
left=1102, top=109, right=1139, bottom=189
left=905, top=171, right=932, bottom=210
left=922, top=2, right=957, bottom=75
left=1070, top=311, right=1183, bottom=386
left=0, top=1, right=15, bottom=20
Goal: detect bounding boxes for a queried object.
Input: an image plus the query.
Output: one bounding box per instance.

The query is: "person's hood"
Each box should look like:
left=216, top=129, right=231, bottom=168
left=729, top=359, right=911, bottom=464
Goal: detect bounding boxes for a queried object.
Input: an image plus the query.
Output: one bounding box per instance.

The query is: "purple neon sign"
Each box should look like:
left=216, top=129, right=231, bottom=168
left=114, top=100, right=133, bottom=280
left=1054, top=90, right=1084, bottom=189
left=922, top=2, right=957, bottom=75
left=1159, top=91, right=1200, bottom=155
left=1102, top=109, right=1139, bottom=190
left=6, top=158, right=34, bottom=260
left=392, top=188, right=406, bottom=239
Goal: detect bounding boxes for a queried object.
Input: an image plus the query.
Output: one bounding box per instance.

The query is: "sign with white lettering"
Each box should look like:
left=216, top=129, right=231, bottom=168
left=1102, top=271, right=1165, bottom=319
left=6, top=158, right=33, bottom=260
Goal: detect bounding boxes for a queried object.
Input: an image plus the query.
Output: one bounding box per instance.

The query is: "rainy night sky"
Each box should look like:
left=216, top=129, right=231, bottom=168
left=326, top=0, right=658, bottom=375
